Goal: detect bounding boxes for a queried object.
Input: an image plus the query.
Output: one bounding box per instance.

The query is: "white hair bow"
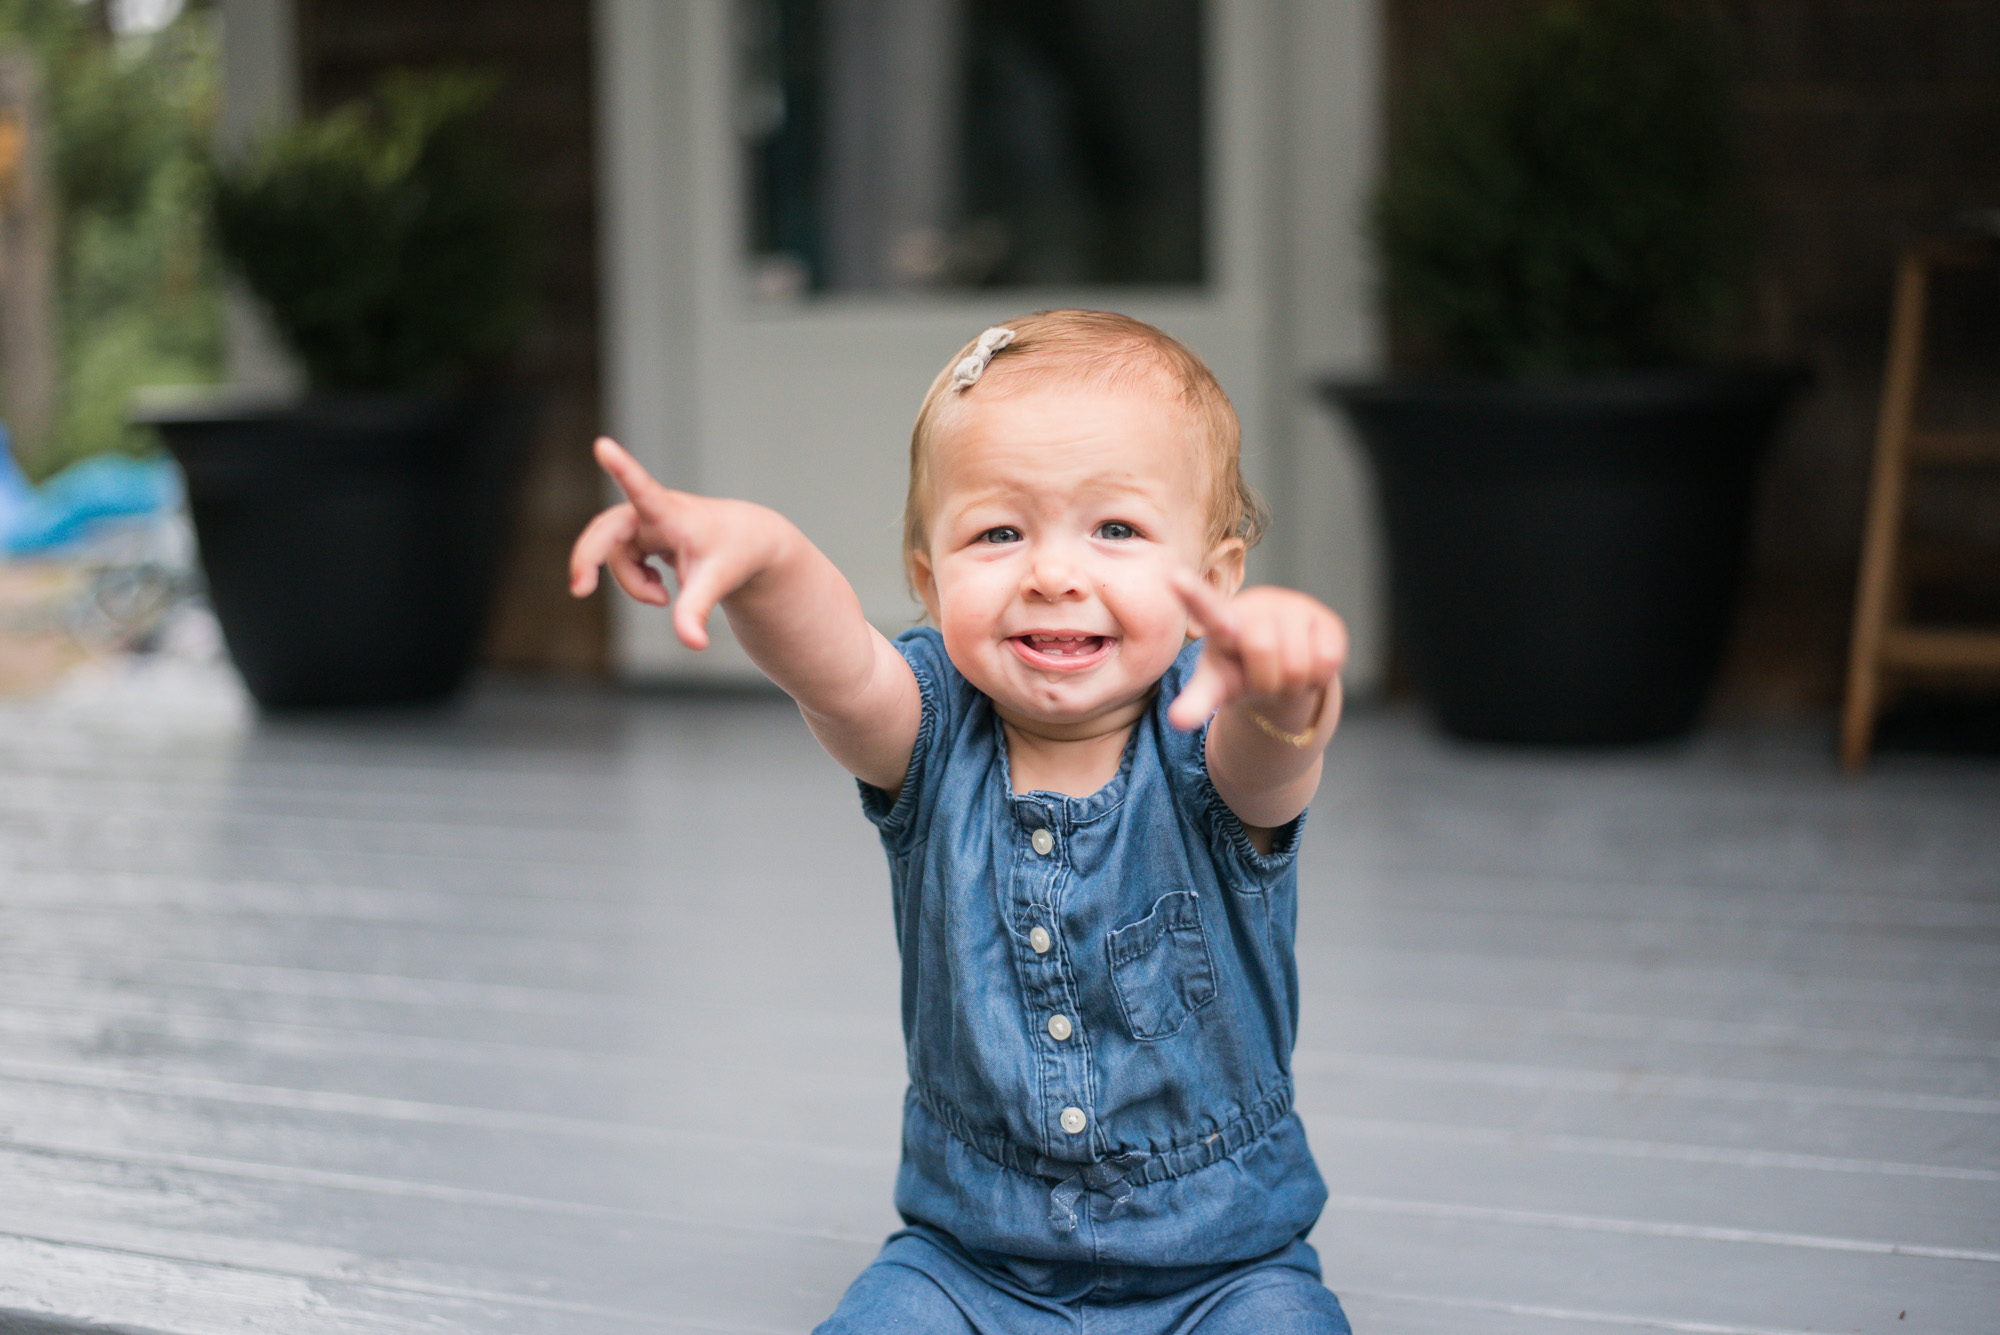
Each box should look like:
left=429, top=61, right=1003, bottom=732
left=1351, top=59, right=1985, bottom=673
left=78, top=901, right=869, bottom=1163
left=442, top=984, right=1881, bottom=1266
left=951, top=326, right=1018, bottom=391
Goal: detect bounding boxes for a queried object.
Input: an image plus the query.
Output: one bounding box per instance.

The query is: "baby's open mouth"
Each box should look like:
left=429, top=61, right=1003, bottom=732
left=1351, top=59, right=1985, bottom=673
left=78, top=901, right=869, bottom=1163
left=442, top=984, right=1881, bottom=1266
left=1011, top=634, right=1111, bottom=665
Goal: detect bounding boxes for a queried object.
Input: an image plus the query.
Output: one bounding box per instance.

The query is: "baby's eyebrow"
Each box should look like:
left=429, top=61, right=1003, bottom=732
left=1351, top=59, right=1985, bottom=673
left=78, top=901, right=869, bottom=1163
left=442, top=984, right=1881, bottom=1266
left=1073, top=481, right=1173, bottom=506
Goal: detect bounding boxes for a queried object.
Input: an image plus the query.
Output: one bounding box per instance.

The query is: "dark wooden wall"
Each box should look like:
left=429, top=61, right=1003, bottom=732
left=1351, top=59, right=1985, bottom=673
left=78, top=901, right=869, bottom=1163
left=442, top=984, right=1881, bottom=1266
left=1387, top=0, right=2000, bottom=711
left=297, top=0, right=608, bottom=676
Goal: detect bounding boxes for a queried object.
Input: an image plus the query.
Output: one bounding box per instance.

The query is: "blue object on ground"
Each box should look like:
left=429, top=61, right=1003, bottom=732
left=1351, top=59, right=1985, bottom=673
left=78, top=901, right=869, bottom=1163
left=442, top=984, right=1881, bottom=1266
left=0, top=424, right=31, bottom=539
left=0, top=433, right=184, bottom=556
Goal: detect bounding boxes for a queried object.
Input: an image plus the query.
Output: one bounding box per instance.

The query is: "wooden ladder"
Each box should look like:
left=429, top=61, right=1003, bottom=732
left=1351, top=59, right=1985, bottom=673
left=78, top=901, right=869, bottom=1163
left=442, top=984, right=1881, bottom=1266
left=1840, top=229, right=2000, bottom=771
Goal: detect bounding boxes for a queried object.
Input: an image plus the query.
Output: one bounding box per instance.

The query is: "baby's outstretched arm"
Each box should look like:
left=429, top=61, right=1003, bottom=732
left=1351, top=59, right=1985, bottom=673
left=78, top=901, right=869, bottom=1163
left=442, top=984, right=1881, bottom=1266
left=1167, top=575, right=1347, bottom=834
left=569, top=438, right=920, bottom=792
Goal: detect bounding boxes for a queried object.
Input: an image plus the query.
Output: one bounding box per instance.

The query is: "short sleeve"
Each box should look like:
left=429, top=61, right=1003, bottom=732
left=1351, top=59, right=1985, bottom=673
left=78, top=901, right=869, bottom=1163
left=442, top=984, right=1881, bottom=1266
left=1155, top=639, right=1307, bottom=890
left=857, top=627, right=958, bottom=848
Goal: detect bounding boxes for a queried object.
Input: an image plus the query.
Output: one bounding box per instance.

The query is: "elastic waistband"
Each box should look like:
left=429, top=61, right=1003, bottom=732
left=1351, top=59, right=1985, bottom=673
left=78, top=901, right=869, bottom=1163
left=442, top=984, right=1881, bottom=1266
left=910, top=1078, right=1296, bottom=1189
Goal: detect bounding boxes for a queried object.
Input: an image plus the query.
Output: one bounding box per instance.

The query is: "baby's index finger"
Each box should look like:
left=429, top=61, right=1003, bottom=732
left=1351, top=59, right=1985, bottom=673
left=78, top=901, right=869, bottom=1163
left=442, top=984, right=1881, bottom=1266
left=593, top=436, right=664, bottom=502
left=1172, top=571, right=1238, bottom=647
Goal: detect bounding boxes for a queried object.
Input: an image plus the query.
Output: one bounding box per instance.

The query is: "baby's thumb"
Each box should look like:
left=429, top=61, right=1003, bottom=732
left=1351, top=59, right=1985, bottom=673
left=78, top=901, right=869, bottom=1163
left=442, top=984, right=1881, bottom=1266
left=1167, top=654, right=1234, bottom=731
left=671, top=562, right=727, bottom=650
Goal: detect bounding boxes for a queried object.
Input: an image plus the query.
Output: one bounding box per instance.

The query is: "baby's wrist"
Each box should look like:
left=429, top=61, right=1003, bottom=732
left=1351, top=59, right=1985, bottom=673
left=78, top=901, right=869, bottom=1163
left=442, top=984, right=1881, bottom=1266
left=729, top=503, right=803, bottom=589
left=1236, top=687, right=1332, bottom=750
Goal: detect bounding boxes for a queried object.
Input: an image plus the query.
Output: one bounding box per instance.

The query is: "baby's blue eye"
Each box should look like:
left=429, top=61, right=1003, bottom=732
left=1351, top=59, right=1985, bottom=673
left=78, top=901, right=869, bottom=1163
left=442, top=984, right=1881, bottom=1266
left=1096, top=521, right=1138, bottom=541
left=980, top=526, right=1022, bottom=544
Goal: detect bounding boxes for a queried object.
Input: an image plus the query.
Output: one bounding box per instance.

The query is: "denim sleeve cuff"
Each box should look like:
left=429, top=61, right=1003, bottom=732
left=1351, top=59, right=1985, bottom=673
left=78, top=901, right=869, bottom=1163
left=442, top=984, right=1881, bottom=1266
left=1192, top=719, right=1307, bottom=887
left=857, top=657, right=938, bottom=843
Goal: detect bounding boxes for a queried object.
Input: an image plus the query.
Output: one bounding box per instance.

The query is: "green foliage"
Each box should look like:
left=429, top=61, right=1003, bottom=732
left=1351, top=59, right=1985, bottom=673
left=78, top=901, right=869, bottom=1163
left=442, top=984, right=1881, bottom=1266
left=1372, top=0, right=1745, bottom=377
left=210, top=70, right=530, bottom=392
left=0, top=0, right=223, bottom=481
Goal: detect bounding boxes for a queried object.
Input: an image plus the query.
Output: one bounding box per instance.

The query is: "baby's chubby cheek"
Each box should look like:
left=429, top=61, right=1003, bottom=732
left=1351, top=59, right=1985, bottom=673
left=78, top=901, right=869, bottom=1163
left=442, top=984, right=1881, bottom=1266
left=931, top=603, right=998, bottom=673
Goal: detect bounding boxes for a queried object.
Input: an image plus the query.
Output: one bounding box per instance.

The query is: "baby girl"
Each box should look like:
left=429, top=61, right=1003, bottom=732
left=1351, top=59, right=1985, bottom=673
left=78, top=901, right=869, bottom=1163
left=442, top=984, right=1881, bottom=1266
left=571, top=309, right=1351, bottom=1333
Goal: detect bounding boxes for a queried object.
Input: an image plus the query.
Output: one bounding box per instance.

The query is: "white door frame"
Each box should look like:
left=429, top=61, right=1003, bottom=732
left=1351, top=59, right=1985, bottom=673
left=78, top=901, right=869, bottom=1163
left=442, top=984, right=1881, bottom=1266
left=591, top=0, right=1383, bottom=688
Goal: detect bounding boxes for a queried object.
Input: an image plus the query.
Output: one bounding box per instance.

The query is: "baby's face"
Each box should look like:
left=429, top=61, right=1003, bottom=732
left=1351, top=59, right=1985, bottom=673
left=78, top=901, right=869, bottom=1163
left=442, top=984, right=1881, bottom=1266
left=912, top=380, right=1242, bottom=739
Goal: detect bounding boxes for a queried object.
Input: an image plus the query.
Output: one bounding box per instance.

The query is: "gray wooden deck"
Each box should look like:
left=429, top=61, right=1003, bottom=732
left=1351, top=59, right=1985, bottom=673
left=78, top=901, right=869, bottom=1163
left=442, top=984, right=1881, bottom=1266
left=0, top=667, right=1995, bottom=1334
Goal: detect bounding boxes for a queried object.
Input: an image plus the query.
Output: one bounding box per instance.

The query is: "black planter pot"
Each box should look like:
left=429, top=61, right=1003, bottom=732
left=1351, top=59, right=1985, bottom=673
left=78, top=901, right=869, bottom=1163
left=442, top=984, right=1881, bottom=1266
left=1322, top=368, right=1804, bottom=745
left=137, top=392, right=531, bottom=708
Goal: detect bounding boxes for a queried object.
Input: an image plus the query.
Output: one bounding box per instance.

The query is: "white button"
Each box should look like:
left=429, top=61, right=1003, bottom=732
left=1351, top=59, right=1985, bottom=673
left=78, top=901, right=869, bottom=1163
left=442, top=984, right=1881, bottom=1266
left=1030, top=828, right=1055, bottom=856
left=1047, top=1013, right=1073, bottom=1041
left=1059, top=1106, right=1087, bottom=1135
left=1028, top=926, right=1052, bottom=954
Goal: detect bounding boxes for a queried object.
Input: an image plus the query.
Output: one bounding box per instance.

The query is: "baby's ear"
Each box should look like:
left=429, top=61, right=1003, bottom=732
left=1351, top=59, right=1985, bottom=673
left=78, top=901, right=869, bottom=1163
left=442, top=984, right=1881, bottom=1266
left=908, top=548, right=942, bottom=624
left=1202, top=538, right=1246, bottom=599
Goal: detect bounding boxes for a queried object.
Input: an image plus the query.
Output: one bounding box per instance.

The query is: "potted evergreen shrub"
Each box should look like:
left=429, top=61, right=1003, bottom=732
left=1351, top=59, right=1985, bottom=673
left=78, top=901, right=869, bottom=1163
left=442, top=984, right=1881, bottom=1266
left=1322, top=0, right=1803, bottom=745
left=135, top=71, right=532, bottom=707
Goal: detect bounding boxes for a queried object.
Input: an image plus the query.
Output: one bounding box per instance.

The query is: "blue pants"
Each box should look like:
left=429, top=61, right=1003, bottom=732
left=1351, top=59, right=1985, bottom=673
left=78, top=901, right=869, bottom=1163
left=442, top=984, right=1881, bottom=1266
left=815, top=1225, right=1352, bottom=1334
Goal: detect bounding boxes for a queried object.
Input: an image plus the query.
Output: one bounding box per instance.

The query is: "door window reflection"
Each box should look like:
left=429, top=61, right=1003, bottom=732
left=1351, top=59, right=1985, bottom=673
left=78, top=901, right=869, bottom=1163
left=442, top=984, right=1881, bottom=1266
left=738, top=0, right=1206, bottom=297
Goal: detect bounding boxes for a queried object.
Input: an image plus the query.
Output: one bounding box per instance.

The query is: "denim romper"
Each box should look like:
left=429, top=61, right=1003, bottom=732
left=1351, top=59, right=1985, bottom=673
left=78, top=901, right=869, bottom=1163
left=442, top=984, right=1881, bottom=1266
left=856, top=627, right=1331, bottom=1278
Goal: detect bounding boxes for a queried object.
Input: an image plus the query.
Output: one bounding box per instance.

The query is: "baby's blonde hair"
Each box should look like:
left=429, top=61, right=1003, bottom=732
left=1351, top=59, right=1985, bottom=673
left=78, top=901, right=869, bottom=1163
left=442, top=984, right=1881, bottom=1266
left=903, top=310, right=1267, bottom=587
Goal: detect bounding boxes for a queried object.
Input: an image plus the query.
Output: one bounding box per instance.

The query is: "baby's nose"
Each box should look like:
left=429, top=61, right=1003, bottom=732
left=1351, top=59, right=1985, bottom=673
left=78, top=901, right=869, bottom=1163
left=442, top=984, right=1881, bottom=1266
left=1025, top=546, right=1086, bottom=600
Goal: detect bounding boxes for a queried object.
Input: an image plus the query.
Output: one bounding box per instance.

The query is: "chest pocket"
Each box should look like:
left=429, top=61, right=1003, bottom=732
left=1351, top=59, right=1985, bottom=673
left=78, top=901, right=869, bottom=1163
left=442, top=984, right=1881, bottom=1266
left=1106, top=890, right=1216, bottom=1041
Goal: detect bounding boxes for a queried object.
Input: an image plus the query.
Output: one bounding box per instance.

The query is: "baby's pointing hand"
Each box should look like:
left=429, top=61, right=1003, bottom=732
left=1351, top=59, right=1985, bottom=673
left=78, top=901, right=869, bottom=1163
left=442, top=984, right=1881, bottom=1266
left=568, top=437, right=775, bottom=651
left=1166, top=573, right=1348, bottom=732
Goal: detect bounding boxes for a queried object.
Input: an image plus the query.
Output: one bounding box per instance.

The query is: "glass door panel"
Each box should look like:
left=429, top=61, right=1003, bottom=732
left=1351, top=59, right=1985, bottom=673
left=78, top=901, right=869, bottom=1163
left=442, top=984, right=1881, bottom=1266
left=738, top=0, right=1205, bottom=298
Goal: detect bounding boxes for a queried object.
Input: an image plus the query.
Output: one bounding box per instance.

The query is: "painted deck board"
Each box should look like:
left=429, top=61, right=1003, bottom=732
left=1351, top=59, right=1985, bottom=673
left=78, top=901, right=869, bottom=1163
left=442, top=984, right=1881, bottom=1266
left=2, top=674, right=1996, bottom=1333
